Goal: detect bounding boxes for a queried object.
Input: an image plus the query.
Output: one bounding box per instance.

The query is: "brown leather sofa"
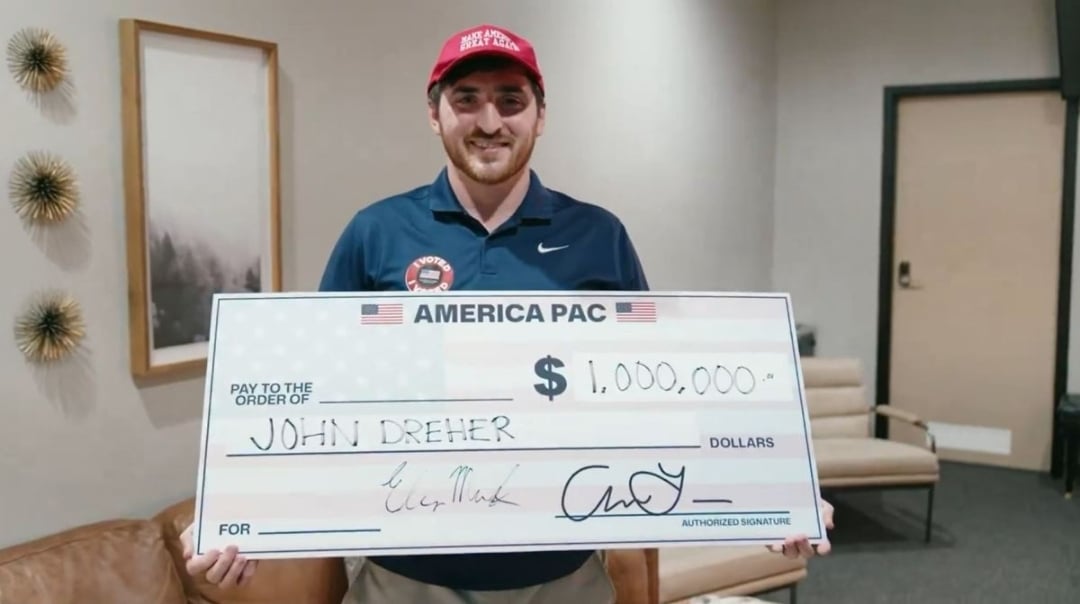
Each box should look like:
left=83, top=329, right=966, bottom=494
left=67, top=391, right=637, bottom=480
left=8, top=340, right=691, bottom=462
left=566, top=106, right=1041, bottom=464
left=0, top=497, right=658, bottom=604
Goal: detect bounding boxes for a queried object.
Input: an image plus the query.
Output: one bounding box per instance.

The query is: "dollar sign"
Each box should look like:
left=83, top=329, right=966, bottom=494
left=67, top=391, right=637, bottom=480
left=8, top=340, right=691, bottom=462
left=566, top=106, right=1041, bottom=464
left=533, top=355, right=568, bottom=401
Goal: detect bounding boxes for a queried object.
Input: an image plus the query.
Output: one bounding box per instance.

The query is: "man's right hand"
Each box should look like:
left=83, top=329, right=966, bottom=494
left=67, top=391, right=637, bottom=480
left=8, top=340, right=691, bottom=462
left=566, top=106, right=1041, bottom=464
left=180, top=523, right=258, bottom=588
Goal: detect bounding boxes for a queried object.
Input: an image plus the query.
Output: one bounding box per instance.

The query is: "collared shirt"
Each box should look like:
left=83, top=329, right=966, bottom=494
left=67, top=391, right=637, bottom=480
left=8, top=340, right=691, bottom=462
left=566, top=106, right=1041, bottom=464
left=317, top=167, right=649, bottom=591
left=318, top=168, right=648, bottom=294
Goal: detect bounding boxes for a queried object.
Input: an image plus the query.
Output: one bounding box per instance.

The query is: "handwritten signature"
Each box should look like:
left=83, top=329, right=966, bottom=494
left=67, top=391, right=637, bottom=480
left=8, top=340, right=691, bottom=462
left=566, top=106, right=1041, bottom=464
left=559, top=462, right=688, bottom=522
left=380, top=461, right=520, bottom=513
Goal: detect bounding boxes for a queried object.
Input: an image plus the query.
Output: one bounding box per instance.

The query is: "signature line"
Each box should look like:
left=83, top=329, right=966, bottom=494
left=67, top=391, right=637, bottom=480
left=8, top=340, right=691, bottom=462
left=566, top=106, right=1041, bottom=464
left=554, top=511, right=790, bottom=519
left=258, top=528, right=382, bottom=535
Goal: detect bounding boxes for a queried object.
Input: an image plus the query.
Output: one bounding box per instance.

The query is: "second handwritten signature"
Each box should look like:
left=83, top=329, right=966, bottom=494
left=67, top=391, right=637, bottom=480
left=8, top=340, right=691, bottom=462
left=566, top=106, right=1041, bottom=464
left=380, top=461, right=520, bottom=513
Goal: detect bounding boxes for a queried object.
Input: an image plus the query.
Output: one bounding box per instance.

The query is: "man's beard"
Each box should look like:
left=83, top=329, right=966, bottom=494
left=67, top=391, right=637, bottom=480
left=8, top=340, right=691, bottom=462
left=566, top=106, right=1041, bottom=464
left=442, top=130, right=535, bottom=185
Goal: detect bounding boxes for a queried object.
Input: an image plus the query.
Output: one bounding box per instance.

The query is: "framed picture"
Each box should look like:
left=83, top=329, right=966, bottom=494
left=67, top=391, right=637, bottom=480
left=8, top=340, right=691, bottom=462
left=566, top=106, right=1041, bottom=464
left=119, top=19, right=281, bottom=381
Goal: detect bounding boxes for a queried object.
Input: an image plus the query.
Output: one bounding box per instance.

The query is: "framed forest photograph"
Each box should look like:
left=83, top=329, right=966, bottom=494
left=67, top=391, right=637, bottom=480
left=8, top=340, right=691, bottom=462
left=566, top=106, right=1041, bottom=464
left=119, top=19, right=281, bottom=381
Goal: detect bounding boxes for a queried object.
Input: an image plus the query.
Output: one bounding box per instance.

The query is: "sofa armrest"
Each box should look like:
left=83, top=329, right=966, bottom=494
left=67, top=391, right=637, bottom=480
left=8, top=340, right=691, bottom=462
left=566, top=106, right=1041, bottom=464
left=874, top=406, right=936, bottom=452
left=153, top=498, right=348, bottom=604
left=646, top=548, right=658, bottom=604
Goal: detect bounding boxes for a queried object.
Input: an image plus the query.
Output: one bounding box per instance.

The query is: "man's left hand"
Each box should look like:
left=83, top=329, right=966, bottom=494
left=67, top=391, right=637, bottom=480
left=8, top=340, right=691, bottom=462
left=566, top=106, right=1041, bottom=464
left=767, top=498, right=834, bottom=558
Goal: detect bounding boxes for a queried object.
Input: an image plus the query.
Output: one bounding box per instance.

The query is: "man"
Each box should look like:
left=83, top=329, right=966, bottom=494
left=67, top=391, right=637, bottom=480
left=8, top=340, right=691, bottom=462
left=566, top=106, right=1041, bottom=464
left=181, top=22, right=834, bottom=603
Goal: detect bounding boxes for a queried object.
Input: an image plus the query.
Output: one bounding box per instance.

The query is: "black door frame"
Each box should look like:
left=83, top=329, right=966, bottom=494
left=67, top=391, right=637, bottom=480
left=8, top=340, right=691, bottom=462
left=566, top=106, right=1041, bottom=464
left=875, top=78, right=1078, bottom=477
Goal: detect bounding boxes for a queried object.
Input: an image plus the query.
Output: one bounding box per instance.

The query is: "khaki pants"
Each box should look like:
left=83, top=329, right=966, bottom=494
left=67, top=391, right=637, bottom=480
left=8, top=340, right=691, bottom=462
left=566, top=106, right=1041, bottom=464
left=342, top=553, right=615, bottom=604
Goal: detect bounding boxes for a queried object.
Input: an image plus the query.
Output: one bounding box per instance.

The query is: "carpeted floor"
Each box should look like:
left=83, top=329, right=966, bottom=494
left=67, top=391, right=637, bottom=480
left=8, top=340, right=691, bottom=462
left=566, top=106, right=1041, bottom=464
left=751, top=461, right=1080, bottom=603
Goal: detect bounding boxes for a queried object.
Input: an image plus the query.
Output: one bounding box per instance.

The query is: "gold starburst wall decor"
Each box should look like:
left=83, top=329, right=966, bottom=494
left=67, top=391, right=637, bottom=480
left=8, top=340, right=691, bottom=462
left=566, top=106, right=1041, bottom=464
left=14, top=291, right=86, bottom=364
left=9, top=151, right=79, bottom=224
left=6, top=27, right=68, bottom=93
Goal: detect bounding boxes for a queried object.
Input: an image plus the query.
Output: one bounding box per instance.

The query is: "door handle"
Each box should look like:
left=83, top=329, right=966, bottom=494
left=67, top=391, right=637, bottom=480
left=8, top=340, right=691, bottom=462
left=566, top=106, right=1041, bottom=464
left=898, top=261, right=911, bottom=288
left=897, top=260, right=922, bottom=289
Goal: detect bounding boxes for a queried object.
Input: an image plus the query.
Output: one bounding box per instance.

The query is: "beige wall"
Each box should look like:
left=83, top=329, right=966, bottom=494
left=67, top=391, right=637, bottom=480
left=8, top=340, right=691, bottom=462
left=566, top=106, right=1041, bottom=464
left=1, top=0, right=778, bottom=547
left=772, top=0, right=1061, bottom=401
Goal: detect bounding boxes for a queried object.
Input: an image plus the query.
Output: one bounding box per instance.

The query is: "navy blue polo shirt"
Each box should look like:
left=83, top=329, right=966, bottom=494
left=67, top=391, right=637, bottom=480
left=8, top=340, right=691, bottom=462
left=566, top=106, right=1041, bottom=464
left=319, top=167, right=648, bottom=294
left=317, top=167, right=649, bottom=591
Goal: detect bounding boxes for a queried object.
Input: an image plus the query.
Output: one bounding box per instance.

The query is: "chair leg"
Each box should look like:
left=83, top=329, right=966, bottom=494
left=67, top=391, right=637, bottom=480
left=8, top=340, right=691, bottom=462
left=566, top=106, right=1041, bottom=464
left=789, top=584, right=798, bottom=604
left=924, top=485, right=935, bottom=543
left=1066, top=435, right=1076, bottom=499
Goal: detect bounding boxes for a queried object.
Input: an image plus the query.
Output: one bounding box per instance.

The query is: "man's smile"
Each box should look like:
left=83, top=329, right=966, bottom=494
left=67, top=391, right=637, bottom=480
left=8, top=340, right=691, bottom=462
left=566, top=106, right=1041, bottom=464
left=468, top=139, right=511, bottom=150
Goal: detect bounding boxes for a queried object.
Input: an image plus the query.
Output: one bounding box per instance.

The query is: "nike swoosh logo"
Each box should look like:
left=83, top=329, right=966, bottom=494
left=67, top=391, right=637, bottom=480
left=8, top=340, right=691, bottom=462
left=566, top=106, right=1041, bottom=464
left=537, top=243, right=569, bottom=254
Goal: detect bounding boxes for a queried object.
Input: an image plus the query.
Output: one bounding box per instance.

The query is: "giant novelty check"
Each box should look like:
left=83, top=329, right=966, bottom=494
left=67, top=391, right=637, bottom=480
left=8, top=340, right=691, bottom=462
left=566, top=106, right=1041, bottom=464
left=192, top=292, right=826, bottom=558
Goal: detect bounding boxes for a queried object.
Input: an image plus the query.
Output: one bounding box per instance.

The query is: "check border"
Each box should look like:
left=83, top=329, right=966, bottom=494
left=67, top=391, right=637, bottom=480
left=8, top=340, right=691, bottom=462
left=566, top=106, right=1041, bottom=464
left=194, top=291, right=823, bottom=555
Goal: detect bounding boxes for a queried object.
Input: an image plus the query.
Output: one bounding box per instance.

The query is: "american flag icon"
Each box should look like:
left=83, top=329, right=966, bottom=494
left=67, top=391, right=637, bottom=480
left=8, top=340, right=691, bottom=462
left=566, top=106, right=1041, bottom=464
left=360, top=303, right=404, bottom=325
left=615, top=301, right=657, bottom=323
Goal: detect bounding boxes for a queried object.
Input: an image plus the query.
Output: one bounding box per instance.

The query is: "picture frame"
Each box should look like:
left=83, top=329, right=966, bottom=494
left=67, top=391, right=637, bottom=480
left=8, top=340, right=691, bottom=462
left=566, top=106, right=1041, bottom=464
left=119, top=19, right=281, bottom=381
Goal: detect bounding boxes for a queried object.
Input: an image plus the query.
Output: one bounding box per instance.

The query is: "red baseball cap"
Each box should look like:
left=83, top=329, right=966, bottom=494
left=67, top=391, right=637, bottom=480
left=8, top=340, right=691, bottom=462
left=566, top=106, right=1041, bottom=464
left=427, top=24, right=544, bottom=93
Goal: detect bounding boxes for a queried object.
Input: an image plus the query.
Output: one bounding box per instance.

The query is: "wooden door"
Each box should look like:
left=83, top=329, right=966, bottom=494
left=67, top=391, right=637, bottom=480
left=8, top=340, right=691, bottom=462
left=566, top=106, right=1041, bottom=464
left=888, top=89, right=1064, bottom=471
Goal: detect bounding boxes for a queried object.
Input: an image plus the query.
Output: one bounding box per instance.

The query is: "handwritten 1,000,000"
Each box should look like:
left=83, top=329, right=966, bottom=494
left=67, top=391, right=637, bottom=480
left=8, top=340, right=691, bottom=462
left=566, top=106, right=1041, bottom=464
left=533, top=354, right=771, bottom=401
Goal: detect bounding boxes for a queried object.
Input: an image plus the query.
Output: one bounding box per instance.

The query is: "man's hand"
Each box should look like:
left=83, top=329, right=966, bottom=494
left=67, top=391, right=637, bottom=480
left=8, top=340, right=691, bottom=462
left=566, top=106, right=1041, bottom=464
left=767, top=498, right=834, bottom=559
left=180, top=523, right=258, bottom=588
